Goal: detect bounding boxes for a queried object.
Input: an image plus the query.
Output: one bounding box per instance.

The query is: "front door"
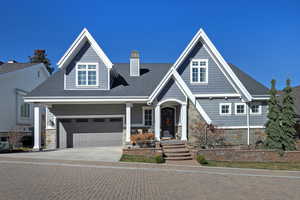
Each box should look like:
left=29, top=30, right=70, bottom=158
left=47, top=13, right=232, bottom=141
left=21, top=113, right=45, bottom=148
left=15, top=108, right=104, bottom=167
left=161, top=107, right=175, bottom=138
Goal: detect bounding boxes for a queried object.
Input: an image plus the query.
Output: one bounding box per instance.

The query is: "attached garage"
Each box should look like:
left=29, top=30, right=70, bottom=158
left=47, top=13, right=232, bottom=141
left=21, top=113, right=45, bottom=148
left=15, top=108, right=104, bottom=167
left=58, top=116, right=124, bottom=148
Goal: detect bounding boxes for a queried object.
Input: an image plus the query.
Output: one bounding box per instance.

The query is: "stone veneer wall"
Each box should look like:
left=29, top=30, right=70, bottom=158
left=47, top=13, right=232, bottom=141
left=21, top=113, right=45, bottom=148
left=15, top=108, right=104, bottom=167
left=45, top=129, right=56, bottom=150
left=187, top=100, right=266, bottom=146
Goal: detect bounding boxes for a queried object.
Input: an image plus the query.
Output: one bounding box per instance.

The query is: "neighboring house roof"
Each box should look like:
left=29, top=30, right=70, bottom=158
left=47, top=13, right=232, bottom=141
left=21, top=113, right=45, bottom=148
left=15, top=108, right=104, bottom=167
left=228, top=63, right=269, bottom=96
left=0, top=62, right=39, bottom=75
left=27, top=62, right=268, bottom=98
left=27, top=63, right=171, bottom=98
left=292, top=86, right=300, bottom=118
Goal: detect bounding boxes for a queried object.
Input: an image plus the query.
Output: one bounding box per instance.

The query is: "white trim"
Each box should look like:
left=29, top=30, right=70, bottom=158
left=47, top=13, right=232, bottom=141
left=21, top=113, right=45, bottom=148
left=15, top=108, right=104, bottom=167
left=181, top=103, right=187, bottom=141
left=249, top=103, right=262, bottom=115
left=252, top=97, right=270, bottom=100
left=57, top=28, right=113, bottom=69
left=219, top=103, right=232, bottom=115
left=24, top=98, right=148, bottom=103
left=246, top=102, right=250, bottom=145
left=190, top=59, right=208, bottom=84
left=155, top=104, right=161, bottom=141
left=194, top=93, right=241, bottom=98
left=142, top=106, right=154, bottom=127
left=218, top=126, right=265, bottom=129
left=107, top=68, right=111, bottom=90
left=33, top=106, right=41, bottom=150
left=158, top=98, right=186, bottom=106
left=75, top=62, right=99, bottom=87
left=126, top=103, right=132, bottom=143
left=234, top=103, right=246, bottom=115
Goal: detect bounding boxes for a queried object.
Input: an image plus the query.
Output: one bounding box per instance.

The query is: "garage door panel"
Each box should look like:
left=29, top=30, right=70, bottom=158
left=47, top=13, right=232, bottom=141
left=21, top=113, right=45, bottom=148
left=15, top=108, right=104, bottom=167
left=73, top=132, right=123, bottom=148
left=59, top=117, right=123, bottom=148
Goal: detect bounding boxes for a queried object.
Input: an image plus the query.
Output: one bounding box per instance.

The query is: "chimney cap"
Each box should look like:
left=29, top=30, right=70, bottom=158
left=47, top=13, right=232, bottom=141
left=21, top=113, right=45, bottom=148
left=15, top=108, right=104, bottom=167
left=130, top=50, right=139, bottom=59
left=8, top=60, right=18, bottom=63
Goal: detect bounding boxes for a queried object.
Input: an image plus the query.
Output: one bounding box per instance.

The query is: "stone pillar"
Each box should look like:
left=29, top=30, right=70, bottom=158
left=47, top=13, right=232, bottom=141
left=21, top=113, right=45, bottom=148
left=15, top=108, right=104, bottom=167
left=125, top=103, right=132, bottom=143
left=155, top=104, right=161, bottom=141
left=181, top=103, right=187, bottom=141
left=33, top=106, right=41, bottom=151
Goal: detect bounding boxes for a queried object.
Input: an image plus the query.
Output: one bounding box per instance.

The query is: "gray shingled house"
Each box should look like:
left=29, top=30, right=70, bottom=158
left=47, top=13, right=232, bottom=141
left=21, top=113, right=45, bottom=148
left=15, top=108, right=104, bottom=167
left=25, top=28, right=269, bottom=150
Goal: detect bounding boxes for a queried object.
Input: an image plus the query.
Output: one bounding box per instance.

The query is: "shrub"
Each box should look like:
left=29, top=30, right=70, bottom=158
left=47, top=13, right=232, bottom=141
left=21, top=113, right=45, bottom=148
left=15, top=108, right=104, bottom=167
left=130, top=133, right=155, bottom=145
left=155, top=155, right=165, bottom=163
left=197, top=155, right=208, bottom=165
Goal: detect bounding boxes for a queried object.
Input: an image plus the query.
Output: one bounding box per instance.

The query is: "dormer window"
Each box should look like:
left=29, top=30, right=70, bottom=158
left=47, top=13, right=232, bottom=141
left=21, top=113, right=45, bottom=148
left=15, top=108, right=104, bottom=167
left=190, top=59, right=208, bottom=84
left=76, top=63, right=98, bottom=87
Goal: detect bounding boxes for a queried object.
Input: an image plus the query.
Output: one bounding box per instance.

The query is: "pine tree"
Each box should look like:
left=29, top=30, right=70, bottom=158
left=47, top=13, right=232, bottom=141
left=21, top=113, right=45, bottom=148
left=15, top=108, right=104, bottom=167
left=280, top=79, right=296, bottom=150
left=265, top=79, right=283, bottom=150
left=29, top=50, right=53, bottom=74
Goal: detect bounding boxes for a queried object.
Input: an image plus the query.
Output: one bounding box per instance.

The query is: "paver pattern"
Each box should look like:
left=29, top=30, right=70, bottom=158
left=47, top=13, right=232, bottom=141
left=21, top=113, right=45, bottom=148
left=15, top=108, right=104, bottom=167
left=0, top=157, right=300, bottom=200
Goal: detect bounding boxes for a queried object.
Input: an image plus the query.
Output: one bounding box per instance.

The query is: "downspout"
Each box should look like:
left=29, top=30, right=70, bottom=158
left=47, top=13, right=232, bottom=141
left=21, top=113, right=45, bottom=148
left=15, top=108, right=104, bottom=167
left=246, top=102, right=250, bottom=145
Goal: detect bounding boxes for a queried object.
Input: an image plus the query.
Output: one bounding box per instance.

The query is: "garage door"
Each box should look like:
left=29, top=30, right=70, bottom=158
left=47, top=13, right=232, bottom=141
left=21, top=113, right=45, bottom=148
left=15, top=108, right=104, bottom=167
left=59, top=117, right=123, bottom=148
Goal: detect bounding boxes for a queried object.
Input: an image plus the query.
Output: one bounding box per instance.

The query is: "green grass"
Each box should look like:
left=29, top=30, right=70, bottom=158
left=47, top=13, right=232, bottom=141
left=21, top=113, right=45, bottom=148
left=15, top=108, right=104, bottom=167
left=120, top=154, right=165, bottom=163
left=202, top=161, right=300, bottom=171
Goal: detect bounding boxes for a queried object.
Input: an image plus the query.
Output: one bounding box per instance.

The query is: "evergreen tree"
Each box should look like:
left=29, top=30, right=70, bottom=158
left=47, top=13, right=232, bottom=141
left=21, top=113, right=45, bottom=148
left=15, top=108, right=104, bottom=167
left=29, top=50, right=53, bottom=74
left=265, top=79, right=283, bottom=150
left=280, top=79, right=296, bottom=150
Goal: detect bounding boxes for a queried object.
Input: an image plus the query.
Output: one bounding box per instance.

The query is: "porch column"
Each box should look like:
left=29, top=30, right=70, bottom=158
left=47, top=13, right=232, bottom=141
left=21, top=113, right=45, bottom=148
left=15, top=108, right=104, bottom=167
left=155, top=104, right=161, bottom=141
left=33, top=105, right=41, bottom=151
left=125, top=103, right=132, bottom=143
left=181, top=103, right=187, bottom=141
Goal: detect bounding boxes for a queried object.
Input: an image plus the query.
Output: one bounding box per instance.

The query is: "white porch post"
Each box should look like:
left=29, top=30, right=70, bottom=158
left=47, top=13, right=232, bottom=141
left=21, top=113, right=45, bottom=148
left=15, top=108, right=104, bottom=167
left=33, top=106, right=41, bottom=151
left=181, top=103, right=187, bottom=141
left=155, top=104, right=161, bottom=141
left=125, top=103, right=132, bottom=143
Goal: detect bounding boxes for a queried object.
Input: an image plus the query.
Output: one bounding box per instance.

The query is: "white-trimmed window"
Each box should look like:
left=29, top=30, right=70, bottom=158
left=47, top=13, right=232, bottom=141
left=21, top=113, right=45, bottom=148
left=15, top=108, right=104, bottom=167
left=190, top=59, right=208, bottom=84
left=235, top=103, right=246, bottom=115
left=143, top=107, right=153, bottom=126
left=250, top=103, right=262, bottom=115
left=20, top=103, right=30, bottom=118
left=76, top=63, right=98, bottom=86
left=219, top=103, right=231, bottom=115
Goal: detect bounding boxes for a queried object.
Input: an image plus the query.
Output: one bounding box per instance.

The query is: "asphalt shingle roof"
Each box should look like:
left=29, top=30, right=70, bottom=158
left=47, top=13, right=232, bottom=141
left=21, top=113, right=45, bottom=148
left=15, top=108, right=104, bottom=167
left=0, top=63, right=38, bottom=75
left=27, top=62, right=269, bottom=98
left=228, top=63, right=269, bottom=96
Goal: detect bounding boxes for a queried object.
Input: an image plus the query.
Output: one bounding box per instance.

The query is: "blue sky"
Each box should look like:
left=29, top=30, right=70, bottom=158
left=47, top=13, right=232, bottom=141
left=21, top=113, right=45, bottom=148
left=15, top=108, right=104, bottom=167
left=0, top=0, right=299, bottom=89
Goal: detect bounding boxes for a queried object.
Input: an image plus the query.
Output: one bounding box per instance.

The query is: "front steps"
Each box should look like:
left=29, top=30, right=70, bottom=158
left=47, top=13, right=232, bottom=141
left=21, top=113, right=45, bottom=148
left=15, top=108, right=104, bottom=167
left=161, top=141, right=193, bottom=161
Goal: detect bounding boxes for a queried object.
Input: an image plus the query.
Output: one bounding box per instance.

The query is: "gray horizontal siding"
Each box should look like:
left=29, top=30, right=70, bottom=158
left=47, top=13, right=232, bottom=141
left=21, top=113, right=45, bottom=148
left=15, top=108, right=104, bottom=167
left=197, top=98, right=268, bottom=127
left=177, top=41, right=237, bottom=94
left=157, top=78, right=186, bottom=103
left=65, top=41, right=109, bottom=90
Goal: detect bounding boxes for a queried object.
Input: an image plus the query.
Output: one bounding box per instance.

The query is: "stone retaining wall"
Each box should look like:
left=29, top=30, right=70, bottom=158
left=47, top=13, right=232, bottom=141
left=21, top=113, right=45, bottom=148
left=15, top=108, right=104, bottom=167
left=123, top=148, right=163, bottom=157
left=193, top=148, right=300, bottom=162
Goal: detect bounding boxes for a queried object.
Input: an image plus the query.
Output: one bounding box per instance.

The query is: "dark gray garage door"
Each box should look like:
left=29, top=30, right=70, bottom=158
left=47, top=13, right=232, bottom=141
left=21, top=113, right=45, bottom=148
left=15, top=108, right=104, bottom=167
left=58, top=117, right=123, bottom=148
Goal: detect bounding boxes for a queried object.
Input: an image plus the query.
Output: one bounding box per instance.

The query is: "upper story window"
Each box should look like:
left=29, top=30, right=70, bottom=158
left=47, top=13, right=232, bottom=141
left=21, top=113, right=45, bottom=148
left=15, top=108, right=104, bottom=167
left=250, top=104, right=261, bottom=115
left=219, top=103, right=231, bottom=115
left=76, top=63, right=98, bottom=87
left=143, top=107, right=153, bottom=126
left=235, top=103, right=246, bottom=115
left=190, top=59, right=208, bottom=84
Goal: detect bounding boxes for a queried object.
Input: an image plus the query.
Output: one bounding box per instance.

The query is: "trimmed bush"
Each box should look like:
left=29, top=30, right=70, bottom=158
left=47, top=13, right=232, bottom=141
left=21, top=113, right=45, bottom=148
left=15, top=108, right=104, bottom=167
left=154, top=155, right=165, bottom=163
left=197, top=155, right=208, bottom=165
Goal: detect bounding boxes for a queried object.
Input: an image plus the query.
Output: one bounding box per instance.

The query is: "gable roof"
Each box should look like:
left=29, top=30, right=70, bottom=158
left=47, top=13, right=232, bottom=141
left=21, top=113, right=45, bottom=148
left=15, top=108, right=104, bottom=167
left=57, top=28, right=113, bottom=69
left=149, top=28, right=254, bottom=102
left=0, top=62, right=40, bottom=75
left=228, top=63, right=269, bottom=96
left=26, top=63, right=171, bottom=98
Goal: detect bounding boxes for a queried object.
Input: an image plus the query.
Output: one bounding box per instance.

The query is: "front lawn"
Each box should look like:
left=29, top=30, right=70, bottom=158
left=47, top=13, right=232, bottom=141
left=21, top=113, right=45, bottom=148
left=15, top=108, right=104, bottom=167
left=120, top=154, right=165, bottom=163
left=202, top=160, right=300, bottom=171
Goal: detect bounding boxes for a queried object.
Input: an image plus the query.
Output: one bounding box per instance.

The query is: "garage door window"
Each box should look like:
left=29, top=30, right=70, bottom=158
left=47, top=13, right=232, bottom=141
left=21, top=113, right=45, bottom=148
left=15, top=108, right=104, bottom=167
left=93, top=118, right=105, bottom=122
left=109, top=118, right=122, bottom=122
left=76, top=119, right=88, bottom=123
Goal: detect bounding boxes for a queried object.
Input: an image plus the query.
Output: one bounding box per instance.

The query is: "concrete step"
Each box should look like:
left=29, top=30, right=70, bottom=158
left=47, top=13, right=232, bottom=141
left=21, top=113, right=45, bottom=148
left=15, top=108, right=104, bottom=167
left=162, top=145, right=186, bottom=149
left=164, top=156, right=193, bottom=161
left=164, top=152, right=191, bottom=157
left=163, top=148, right=190, bottom=153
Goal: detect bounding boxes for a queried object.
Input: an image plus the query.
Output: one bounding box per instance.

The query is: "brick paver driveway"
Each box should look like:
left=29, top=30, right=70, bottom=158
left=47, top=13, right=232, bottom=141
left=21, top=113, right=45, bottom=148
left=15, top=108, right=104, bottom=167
left=0, top=157, right=299, bottom=200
